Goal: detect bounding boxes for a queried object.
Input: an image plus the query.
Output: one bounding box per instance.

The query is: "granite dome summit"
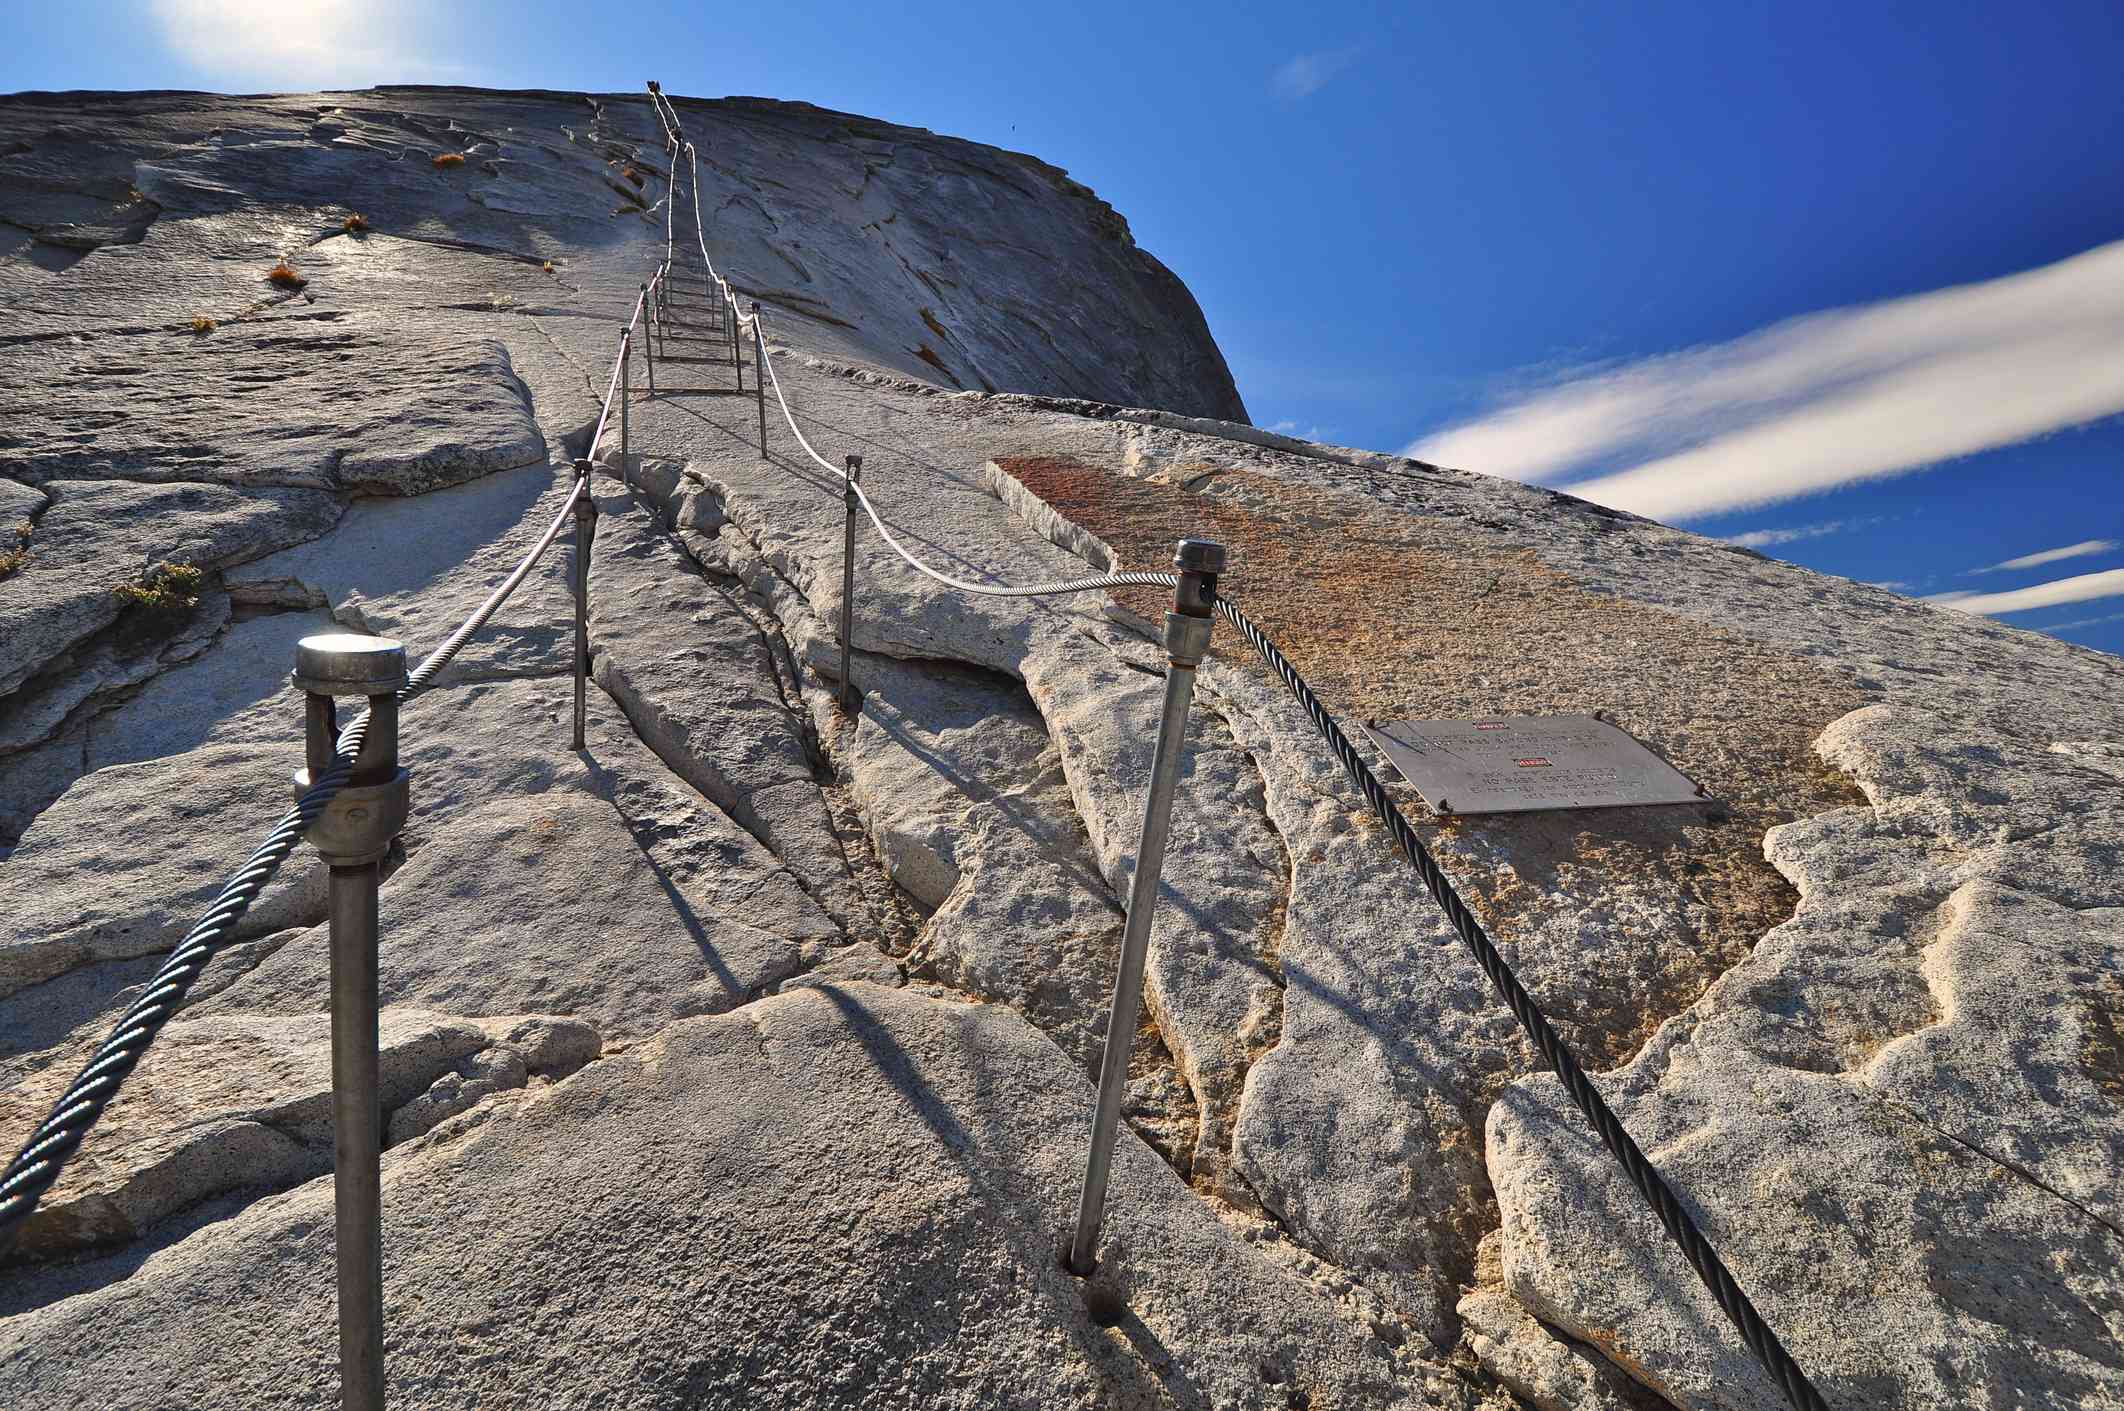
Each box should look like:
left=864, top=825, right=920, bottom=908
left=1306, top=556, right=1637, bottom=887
left=1, top=85, right=2120, bottom=1411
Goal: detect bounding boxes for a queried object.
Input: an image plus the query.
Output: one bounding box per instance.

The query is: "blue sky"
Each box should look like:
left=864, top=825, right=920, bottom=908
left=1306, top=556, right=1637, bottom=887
left=8, top=0, right=2122, bottom=653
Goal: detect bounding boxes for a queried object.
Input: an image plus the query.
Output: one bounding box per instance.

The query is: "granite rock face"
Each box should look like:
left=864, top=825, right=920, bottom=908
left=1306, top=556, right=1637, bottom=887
left=4, top=82, right=2120, bottom=1411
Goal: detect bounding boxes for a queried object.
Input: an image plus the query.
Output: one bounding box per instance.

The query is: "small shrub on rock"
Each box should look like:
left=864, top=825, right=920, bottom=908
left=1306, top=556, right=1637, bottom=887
left=265, top=259, right=306, bottom=288
left=0, top=520, right=30, bottom=579
left=343, top=212, right=369, bottom=232
left=113, top=562, right=204, bottom=618
left=190, top=316, right=216, bottom=333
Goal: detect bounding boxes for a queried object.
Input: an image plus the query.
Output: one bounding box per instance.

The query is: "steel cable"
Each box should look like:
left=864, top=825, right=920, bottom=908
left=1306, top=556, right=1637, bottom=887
left=0, top=478, right=588, bottom=1248
left=1210, top=596, right=1831, bottom=1411
left=653, top=83, right=1828, bottom=1409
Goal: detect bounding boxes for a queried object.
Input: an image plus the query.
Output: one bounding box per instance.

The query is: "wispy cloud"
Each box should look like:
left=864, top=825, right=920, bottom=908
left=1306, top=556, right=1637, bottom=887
left=1722, top=516, right=1882, bottom=549
left=1407, top=239, right=2124, bottom=521
left=2043, top=610, right=2124, bottom=633
left=1271, top=48, right=1360, bottom=101
left=1927, top=567, right=2124, bottom=616
left=1269, top=418, right=1339, bottom=442
left=148, top=0, right=465, bottom=89
left=1968, top=538, right=2117, bottom=575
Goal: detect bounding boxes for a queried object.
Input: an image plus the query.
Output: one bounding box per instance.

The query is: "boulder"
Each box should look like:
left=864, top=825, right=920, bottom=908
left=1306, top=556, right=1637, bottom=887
left=0, top=1007, right=599, bottom=1264
left=226, top=459, right=576, bottom=688
left=0, top=478, right=341, bottom=700
left=0, top=985, right=1477, bottom=1411
left=1487, top=703, right=2124, bottom=1409
left=587, top=485, right=861, bottom=928
left=0, top=314, right=545, bottom=494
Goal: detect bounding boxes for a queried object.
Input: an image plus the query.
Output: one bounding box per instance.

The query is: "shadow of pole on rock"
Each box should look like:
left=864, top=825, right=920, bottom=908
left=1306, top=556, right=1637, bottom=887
left=809, top=983, right=984, bottom=1163
left=575, top=746, right=748, bottom=1002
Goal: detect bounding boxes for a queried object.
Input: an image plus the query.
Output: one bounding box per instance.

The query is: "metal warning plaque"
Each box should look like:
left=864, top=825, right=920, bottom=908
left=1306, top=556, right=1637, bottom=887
left=1358, top=715, right=1704, bottom=815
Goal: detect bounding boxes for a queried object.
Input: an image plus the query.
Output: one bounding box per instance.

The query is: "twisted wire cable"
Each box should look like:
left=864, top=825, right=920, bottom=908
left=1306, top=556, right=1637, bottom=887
left=586, top=286, right=650, bottom=463
left=0, top=477, right=587, bottom=1247
left=638, top=97, right=1826, bottom=1407
left=1211, top=596, right=1831, bottom=1411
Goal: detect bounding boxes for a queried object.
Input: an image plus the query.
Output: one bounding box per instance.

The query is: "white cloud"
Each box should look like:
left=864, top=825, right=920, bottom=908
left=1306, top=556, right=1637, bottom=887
left=148, top=0, right=464, bottom=89
left=1406, top=239, right=2124, bottom=521
left=1271, top=48, right=1359, bottom=101
left=1969, top=538, right=2117, bottom=574
left=1269, top=418, right=1337, bottom=442
left=2044, top=610, right=2124, bottom=632
left=1927, top=567, right=2124, bottom=616
left=1722, top=516, right=1881, bottom=549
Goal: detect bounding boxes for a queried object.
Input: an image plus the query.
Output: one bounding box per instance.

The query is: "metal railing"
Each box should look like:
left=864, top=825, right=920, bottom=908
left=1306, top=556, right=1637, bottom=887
left=646, top=89, right=1834, bottom=1411
left=0, top=188, right=660, bottom=1406
left=0, top=80, right=1835, bottom=1411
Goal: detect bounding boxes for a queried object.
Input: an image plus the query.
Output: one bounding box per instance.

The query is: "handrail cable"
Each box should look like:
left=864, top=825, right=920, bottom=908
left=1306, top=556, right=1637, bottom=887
left=0, top=466, right=591, bottom=1248
left=649, top=84, right=1831, bottom=1411
left=1209, top=598, right=1831, bottom=1411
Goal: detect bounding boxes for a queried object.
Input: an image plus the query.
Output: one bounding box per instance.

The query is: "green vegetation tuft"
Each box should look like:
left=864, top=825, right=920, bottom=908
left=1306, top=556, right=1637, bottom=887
left=113, top=562, right=204, bottom=617
left=0, top=520, right=30, bottom=579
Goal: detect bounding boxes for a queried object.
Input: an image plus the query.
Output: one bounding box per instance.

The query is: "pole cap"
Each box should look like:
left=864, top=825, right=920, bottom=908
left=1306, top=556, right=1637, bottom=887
left=1173, top=539, right=1227, bottom=575
left=293, top=634, right=406, bottom=697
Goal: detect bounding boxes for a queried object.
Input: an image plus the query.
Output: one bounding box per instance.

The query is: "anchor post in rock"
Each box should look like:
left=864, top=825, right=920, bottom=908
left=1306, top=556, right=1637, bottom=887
left=571, top=457, right=599, bottom=749
left=753, top=301, right=768, bottom=455
left=293, top=633, right=412, bottom=1411
left=1067, top=539, right=1226, bottom=1279
left=840, top=454, right=863, bottom=713
left=618, top=322, right=631, bottom=484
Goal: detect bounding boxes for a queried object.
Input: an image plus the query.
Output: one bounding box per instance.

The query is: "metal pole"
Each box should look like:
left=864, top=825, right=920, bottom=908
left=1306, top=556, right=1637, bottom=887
left=654, top=272, right=667, bottom=362
left=839, top=455, right=862, bottom=713
left=1067, top=539, right=1226, bottom=1278
left=618, top=324, right=631, bottom=486
left=571, top=458, right=597, bottom=749
left=293, top=633, right=412, bottom=1411
left=330, top=864, right=382, bottom=1408
left=731, top=289, right=743, bottom=392
left=752, top=301, right=767, bottom=456
left=642, top=282, right=657, bottom=395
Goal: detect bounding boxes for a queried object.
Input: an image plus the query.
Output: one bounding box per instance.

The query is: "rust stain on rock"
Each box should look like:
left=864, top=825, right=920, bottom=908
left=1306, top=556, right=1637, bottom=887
left=996, top=453, right=1872, bottom=1068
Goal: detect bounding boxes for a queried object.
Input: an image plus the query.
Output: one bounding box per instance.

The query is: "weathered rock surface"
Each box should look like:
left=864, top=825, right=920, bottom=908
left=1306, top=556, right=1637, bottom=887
left=587, top=484, right=861, bottom=927
left=204, top=688, right=840, bottom=1039
left=835, top=649, right=1124, bottom=1069
left=1488, top=700, right=2124, bottom=1410
left=0, top=1008, right=515, bottom=1263
left=226, top=459, right=577, bottom=687
left=0, top=478, right=340, bottom=701
left=0, top=985, right=1480, bottom=1410
left=0, top=315, right=545, bottom=494
left=6, top=80, right=2121, bottom=1411
left=0, top=742, right=332, bottom=1000
left=675, top=95, right=1246, bottom=419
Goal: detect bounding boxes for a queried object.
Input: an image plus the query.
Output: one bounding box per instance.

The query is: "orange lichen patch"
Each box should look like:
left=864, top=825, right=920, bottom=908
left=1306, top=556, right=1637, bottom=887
left=2086, top=974, right=2124, bottom=1105
left=264, top=260, right=306, bottom=288
left=913, top=344, right=963, bottom=388
left=920, top=307, right=951, bottom=340
left=996, top=454, right=1872, bottom=1067
left=432, top=151, right=466, bottom=168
